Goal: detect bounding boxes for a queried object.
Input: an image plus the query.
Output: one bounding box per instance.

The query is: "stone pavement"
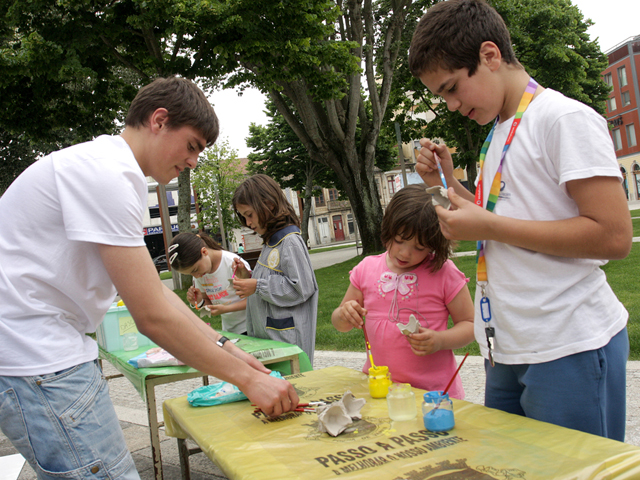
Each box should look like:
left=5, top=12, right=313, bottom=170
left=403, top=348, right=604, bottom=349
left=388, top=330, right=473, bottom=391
left=3, top=352, right=640, bottom=479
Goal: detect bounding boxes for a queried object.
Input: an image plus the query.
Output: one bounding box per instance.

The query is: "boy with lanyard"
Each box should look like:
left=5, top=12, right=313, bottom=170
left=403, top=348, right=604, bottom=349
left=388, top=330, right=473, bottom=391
left=409, top=0, right=632, bottom=440
left=0, top=77, right=299, bottom=479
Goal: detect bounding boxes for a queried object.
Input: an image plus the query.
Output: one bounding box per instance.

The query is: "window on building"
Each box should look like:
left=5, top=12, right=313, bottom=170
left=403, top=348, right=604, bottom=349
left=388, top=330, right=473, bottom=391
left=622, top=91, right=631, bottom=107
left=627, top=124, right=637, bottom=148
left=387, top=176, right=396, bottom=195
left=315, top=192, right=326, bottom=207
left=347, top=213, right=355, bottom=235
left=328, top=188, right=339, bottom=201
left=603, top=73, right=612, bottom=87
left=612, top=129, right=622, bottom=150
left=608, top=97, right=617, bottom=112
left=617, top=66, right=628, bottom=87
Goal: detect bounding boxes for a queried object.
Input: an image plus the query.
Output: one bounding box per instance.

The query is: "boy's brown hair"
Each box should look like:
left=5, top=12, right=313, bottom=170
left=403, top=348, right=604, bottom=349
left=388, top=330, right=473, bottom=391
left=233, top=174, right=300, bottom=244
left=380, top=184, right=454, bottom=272
left=409, top=0, right=519, bottom=77
left=125, top=76, right=219, bottom=146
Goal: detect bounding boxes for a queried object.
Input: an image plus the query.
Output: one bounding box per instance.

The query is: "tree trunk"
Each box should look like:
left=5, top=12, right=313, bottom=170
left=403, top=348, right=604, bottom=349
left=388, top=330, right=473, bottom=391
left=177, top=169, right=192, bottom=288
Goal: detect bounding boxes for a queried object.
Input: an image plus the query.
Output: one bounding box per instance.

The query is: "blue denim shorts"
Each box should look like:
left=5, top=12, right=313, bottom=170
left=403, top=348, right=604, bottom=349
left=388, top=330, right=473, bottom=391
left=484, top=327, right=629, bottom=441
left=0, top=360, right=139, bottom=479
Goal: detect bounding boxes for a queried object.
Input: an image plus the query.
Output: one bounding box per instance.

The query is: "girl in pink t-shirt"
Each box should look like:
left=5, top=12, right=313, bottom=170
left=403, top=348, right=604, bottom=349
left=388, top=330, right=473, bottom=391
left=331, top=184, right=474, bottom=398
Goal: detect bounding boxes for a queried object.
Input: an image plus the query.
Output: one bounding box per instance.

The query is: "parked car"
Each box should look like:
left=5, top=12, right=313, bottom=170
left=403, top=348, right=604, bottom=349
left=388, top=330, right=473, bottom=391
left=153, top=254, right=168, bottom=273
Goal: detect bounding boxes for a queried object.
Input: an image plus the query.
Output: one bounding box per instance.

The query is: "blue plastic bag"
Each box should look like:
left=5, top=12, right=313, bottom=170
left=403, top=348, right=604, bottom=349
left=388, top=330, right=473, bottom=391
left=188, top=371, right=285, bottom=407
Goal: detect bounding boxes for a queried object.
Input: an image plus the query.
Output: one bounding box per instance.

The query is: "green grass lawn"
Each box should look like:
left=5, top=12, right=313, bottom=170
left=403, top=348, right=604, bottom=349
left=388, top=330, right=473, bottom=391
left=171, top=236, right=640, bottom=360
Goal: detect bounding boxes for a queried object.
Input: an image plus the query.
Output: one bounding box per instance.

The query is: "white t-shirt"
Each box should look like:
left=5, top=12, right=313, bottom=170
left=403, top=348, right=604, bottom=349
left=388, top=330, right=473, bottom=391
left=0, top=135, right=147, bottom=376
left=195, top=250, right=250, bottom=333
left=476, top=88, right=628, bottom=364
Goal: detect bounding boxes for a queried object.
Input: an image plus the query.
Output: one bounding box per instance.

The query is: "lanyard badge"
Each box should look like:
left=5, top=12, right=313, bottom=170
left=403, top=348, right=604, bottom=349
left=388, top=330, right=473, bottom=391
left=475, top=77, right=538, bottom=368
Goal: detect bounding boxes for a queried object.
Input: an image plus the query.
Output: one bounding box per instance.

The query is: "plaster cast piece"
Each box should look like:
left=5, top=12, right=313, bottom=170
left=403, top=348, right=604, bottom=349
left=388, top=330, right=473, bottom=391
left=397, top=314, right=420, bottom=336
left=426, top=186, right=451, bottom=210
left=317, top=391, right=367, bottom=436
left=341, top=391, right=366, bottom=420
left=317, top=402, right=352, bottom=437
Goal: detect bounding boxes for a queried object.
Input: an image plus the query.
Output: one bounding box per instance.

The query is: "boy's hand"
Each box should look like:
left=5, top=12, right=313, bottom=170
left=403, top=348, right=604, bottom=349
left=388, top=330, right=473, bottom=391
left=435, top=189, right=493, bottom=241
left=338, top=300, right=367, bottom=330
left=416, top=139, right=452, bottom=187
left=233, top=258, right=251, bottom=279
left=407, top=327, right=442, bottom=356
left=244, top=373, right=300, bottom=417
left=233, top=278, right=257, bottom=299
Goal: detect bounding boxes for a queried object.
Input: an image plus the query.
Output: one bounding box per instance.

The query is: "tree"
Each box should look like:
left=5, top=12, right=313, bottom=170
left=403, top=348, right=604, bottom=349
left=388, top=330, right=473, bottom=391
left=191, top=139, right=245, bottom=248
left=194, top=0, right=429, bottom=254
left=246, top=101, right=339, bottom=244
left=0, top=131, right=39, bottom=195
left=392, top=0, right=610, bottom=193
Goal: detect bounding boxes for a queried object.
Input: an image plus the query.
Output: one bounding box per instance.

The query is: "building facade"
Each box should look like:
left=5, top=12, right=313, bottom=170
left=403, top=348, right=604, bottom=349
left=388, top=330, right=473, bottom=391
left=603, top=35, right=640, bottom=200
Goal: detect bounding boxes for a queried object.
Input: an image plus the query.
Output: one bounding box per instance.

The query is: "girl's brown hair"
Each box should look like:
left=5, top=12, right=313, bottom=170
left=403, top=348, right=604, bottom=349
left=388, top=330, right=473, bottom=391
left=168, top=232, right=222, bottom=271
left=232, top=174, right=300, bottom=243
left=380, top=184, right=454, bottom=272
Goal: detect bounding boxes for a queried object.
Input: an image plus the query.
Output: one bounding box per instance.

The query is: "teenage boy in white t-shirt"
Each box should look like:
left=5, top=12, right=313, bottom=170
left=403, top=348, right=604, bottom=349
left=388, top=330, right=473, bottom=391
left=0, top=76, right=299, bottom=479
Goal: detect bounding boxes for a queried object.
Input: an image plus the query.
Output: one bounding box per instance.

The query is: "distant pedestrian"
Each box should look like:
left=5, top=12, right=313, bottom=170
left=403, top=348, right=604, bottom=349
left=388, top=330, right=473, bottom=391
left=238, top=243, right=245, bottom=253
left=232, top=174, right=318, bottom=363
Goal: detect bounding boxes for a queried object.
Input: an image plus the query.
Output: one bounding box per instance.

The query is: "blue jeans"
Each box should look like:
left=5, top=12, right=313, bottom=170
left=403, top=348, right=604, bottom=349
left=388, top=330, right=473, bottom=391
left=484, top=327, right=629, bottom=441
left=0, top=360, right=139, bottom=479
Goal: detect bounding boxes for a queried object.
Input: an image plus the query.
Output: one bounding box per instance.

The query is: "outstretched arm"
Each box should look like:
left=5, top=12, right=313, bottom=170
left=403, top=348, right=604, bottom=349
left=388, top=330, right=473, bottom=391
left=99, top=245, right=299, bottom=416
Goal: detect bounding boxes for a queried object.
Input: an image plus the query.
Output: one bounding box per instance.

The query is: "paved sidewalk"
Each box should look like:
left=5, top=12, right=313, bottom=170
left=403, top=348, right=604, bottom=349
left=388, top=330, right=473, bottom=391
left=3, top=352, right=639, bottom=479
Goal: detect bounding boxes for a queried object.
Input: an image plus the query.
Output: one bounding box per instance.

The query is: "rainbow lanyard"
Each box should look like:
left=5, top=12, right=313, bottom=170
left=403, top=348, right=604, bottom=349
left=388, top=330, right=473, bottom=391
left=475, top=78, right=538, bottom=282
left=473, top=77, right=538, bottom=366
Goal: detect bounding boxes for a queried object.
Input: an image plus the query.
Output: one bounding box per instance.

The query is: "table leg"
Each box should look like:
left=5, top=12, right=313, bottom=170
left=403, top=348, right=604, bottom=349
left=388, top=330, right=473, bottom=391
left=290, top=356, right=300, bottom=374
left=145, top=380, right=164, bottom=480
left=177, top=438, right=191, bottom=480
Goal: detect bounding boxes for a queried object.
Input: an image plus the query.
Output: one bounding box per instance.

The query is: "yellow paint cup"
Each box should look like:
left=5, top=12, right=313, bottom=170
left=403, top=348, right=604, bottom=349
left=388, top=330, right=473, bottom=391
left=368, top=366, right=392, bottom=398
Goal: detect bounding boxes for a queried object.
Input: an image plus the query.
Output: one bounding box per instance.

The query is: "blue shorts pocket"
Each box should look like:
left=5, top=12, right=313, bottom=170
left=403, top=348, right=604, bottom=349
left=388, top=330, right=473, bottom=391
left=266, top=316, right=295, bottom=331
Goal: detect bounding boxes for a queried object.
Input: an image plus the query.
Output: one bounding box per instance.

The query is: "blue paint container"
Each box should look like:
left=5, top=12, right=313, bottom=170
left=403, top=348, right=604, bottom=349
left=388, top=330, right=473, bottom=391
left=422, top=391, right=455, bottom=432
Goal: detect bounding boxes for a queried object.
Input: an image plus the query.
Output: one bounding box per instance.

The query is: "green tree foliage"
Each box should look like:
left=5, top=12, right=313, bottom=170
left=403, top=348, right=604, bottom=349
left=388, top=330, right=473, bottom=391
left=191, top=139, right=244, bottom=248
left=0, top=131, right=39, bottom=195
left=393, top=0, right=610, bottom=193
left=197, top=0, right=430, bottom=254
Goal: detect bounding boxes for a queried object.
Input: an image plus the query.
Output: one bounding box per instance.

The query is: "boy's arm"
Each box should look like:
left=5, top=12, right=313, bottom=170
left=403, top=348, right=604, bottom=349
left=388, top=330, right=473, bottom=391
left=331, top=284, right=367, bottom=332
left=438, top=175, right=632, bottom=259
left=99, top=244, right=299, bottom=416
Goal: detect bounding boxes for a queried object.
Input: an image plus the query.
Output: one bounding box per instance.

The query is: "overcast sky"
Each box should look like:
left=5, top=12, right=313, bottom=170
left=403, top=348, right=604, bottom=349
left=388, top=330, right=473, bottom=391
left=209, top=0, right=638, bottom=158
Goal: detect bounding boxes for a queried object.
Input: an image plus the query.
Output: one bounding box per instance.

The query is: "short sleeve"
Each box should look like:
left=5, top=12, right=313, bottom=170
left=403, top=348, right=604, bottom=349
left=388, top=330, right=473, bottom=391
left=439, top=260, right=469, bottom=305
left=54, top=140, right=147, bottom=247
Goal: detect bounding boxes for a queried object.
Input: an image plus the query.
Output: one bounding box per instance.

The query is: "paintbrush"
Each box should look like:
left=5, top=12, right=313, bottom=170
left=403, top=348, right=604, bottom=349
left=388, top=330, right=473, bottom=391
left=433, top=150, right=448, bottom=190
left=362, top=316, right=376, bottom=368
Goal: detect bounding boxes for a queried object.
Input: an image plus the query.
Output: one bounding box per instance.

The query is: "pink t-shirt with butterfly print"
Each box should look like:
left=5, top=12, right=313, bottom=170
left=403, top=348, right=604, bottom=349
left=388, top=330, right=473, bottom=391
left=350, top=252, right=469, bottom=399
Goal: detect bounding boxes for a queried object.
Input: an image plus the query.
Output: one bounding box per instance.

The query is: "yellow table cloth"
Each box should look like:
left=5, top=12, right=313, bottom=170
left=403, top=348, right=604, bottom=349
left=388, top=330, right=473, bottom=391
left=163, top=366, right=640, bottom=480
